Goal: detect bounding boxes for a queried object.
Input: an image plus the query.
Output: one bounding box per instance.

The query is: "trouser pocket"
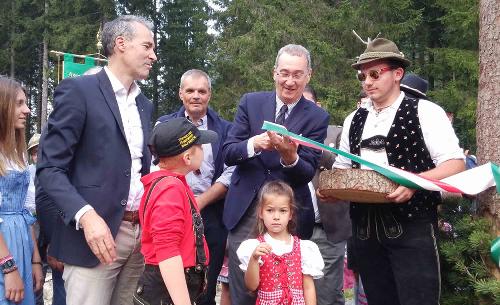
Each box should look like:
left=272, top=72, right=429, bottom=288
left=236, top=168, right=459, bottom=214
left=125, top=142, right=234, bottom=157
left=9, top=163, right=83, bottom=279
left=378, top=207, right=403, bottom=239
left=133, top=267, right=172, bottom=305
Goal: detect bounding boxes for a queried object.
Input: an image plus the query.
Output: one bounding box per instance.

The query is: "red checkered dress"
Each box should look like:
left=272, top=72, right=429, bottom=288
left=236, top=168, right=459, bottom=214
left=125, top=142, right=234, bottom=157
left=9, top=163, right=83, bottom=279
left=256, top=235, right=305, bottom=305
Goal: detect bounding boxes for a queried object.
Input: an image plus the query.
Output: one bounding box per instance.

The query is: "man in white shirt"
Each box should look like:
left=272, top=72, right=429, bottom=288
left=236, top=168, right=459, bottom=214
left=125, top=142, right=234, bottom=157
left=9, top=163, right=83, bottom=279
left=37, top=15, right=156, bottom=305
left=329, top=38, right=465, bottom=305
left=156, top=69, right=234, bottom=305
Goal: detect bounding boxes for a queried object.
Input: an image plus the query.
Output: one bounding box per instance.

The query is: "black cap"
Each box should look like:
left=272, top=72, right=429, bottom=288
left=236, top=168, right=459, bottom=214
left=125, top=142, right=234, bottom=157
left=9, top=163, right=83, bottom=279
left=400, top=73, right=429, bottom=99
left=149, top=117, right=218, bottom=164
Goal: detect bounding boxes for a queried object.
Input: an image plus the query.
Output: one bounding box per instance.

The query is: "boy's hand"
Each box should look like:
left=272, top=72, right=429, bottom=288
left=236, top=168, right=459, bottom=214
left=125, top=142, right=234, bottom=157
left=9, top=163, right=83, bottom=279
left=252, top=242, right=272, bottom=260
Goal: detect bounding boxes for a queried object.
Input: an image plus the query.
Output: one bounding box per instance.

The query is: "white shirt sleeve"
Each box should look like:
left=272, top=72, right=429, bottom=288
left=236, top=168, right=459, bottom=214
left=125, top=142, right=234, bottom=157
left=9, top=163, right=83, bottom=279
left=333, top=111, right=356, bottom=169
left=215, top=164, right=235, bottom=187
left=74, top=205, right=95, bottom=230
left=237, top=239, right=261, bottom=271
left=417, top=100, right=465, bottom=165
left=247, top=137, right=259, bottom=157
left=300, top=240, right=324, bottom=279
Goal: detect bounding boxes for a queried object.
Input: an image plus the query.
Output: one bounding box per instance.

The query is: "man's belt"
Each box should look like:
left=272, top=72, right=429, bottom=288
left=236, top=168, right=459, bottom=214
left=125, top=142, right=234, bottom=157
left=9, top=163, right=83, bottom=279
left=123, top=210, right=140, bottom=225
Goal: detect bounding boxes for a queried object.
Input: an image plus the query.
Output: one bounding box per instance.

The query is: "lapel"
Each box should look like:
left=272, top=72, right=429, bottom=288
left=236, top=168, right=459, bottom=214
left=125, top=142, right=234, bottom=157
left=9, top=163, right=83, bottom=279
left=264, top=93, right=278, bottom=126
left=136, top=95, right=150, bottom=148
left=206, top=108, right=221, bottom=162
left=97, top=70, right=126, bottom=140
left=260, top=93, right=281, bottom=166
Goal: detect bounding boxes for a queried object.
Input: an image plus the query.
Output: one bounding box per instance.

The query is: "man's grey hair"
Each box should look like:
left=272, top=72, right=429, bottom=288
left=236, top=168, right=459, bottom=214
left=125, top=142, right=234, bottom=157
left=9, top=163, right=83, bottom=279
left=274, top=44, right=312, bottom=71
left=102, top=15, right=154, bottom=57
left=179, top=69, right=212, bottom=90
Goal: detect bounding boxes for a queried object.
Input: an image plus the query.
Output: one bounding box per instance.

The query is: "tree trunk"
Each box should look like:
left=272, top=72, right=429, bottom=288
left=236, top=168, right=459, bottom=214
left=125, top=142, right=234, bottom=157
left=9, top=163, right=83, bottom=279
left=41, top=0, right=49, bottom=129
left=477, top=0, right=500, bottom=278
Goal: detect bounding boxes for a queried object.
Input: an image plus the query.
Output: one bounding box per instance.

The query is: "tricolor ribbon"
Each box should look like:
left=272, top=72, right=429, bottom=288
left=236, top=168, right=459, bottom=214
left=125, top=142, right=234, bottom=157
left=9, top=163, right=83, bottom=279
left=491, top=237, right=500, bottom=267
left=262, top=121, right=499, bottom=195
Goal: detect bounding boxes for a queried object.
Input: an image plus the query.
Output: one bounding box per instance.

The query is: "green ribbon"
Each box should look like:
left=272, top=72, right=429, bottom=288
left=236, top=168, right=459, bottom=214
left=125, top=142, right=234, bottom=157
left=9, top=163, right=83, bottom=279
left=262, top=121, right=422, bottom=190
left=491, top=237, right=500, bottom=267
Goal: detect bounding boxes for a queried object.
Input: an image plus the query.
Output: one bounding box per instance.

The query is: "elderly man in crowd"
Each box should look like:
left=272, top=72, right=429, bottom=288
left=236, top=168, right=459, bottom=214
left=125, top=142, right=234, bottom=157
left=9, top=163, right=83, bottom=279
left=223, top=44, right=330, bottom=305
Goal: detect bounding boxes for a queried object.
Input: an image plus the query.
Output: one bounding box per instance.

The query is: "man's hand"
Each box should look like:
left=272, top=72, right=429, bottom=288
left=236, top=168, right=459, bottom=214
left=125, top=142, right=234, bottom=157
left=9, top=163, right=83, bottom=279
left=386, top=185, right=416, bottom=203
left=79, top=209, right=116, bottom=264
left=267, top=131, right=298, bottom=165
left=47, top=254, right=64, bottom=273
left=253, top=132, right=273, bottom=152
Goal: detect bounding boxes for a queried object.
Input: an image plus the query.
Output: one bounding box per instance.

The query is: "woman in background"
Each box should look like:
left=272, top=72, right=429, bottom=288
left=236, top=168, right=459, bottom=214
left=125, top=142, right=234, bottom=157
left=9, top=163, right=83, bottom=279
left=0, top=76, right=43, bottom=304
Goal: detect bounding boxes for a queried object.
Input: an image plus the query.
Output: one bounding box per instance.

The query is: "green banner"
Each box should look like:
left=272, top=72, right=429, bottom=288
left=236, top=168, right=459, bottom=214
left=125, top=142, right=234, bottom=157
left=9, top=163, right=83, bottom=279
left=63, top=54, right=96, bottom=79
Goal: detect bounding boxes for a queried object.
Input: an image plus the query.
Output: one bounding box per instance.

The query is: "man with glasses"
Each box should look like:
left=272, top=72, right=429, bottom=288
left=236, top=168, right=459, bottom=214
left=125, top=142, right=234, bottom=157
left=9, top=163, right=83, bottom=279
left=223, top=44, right=329, bottom=305
left=330, top=38, right=465, bottom=305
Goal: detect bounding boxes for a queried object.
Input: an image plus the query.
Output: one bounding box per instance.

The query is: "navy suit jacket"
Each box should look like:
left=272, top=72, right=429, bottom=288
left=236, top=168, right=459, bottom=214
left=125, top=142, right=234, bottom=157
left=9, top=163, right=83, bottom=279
left=37, top=70, right=152, bottom=267
left=223, top=91, right=329, bottom=239
left=157, top=106, right=232, bottom=224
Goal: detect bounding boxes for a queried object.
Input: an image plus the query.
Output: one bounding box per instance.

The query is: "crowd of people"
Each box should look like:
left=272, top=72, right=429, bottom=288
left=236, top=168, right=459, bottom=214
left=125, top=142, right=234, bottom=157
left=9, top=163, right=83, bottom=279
left=0, top=14, right=466, bottom=305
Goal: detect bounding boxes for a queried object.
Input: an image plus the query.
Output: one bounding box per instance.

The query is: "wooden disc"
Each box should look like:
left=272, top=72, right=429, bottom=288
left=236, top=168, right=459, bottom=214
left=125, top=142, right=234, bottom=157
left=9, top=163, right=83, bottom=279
left=319, top=169, right=398, bottom=203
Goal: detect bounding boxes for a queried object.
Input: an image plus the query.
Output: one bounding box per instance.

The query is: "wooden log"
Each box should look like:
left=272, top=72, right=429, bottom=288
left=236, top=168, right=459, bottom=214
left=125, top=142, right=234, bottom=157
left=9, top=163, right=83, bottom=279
left=319, top=169, right=398, bottom=203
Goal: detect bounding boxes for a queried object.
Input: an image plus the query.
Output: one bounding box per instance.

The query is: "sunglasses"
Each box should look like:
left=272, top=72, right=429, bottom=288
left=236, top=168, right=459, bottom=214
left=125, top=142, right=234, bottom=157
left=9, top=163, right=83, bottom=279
left=357, top=67, right=393, bottom=82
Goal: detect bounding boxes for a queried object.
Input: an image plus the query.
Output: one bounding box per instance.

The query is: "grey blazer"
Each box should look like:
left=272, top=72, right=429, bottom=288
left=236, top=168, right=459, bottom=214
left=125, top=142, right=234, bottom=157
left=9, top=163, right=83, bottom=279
left=312, top=125, right=352, bottom=243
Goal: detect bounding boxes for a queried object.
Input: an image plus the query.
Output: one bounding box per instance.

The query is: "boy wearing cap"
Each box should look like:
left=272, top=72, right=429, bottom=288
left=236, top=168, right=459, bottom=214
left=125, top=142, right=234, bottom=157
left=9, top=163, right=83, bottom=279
left=134, top=117, right=218, bottom=305
left=329, top=38, right=465, bottom=305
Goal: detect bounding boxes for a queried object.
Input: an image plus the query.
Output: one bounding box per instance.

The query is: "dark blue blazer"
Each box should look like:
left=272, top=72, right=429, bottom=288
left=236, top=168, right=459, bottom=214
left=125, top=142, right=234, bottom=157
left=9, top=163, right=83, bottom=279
left=157, top=106, right=232, bottom=222
left=222, top=91, right=329, bottom=239
left=37, top=70, right=153, bottom=267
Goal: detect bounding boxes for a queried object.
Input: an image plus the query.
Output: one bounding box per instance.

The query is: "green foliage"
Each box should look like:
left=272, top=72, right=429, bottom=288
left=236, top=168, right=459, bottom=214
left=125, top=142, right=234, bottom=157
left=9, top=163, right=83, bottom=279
left=439, top=198, right=500, bottom=304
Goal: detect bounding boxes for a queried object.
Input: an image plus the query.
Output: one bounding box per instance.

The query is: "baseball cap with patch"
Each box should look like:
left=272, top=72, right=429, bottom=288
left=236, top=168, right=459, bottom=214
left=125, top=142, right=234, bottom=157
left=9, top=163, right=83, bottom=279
left=149, top=117, right=218, bottom=164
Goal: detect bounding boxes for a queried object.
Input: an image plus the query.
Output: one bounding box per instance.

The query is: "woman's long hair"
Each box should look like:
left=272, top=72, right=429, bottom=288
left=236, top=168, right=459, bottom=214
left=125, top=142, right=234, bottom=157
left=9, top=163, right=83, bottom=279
left=0, top=76, right=27, bottom=176
left=254, top=180, right=297, bottom=236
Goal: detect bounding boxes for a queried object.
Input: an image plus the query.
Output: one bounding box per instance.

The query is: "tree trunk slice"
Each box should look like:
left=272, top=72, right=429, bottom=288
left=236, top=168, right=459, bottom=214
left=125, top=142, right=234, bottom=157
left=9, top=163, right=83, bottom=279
left=319, top=169, right=398, bottom=203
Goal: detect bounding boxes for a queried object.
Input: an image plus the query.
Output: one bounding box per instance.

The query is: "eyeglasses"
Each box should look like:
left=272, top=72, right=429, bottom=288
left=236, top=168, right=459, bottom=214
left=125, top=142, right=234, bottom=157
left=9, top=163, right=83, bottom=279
left=276, top=71, right=307, bottom=81
left=357, top=67, right=392, bottom=82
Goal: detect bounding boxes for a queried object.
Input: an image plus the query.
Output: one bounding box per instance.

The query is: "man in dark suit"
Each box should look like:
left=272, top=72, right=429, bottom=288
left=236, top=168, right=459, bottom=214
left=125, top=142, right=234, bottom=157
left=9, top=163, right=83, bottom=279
left=223, top=44, right=330, bottom=305
left=37, top=15, right=156, bottom=305
left=303, top=85, right=351, bottom=305
left=156, top=69, right=233, bottom=305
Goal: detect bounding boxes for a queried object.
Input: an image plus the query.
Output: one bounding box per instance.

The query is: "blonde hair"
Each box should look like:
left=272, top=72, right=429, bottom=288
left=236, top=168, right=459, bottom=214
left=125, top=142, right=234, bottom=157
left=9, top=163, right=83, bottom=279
left=255, top=180, right=297, bottom=236
left=0, top=76, right=27, bottom=176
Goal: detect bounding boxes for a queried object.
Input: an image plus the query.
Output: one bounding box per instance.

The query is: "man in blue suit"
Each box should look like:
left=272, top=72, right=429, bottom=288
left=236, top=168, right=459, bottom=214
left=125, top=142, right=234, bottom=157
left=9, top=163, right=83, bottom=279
left=223, top=44, right=330, bottom=305
left=37, top=15, right=156, bottom=305
left=156, top=69, right=234, bottom=305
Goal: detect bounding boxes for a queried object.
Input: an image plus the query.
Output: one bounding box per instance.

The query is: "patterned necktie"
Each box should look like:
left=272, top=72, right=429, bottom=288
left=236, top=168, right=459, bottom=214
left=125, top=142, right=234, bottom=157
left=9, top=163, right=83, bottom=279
left=276, top=104, right=288, bottom=125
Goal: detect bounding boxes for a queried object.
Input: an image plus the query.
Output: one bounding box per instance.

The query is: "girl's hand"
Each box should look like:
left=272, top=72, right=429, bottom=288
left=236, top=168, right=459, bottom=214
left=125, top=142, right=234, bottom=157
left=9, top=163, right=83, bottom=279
left=4, top=270, right=25, bottom=303
left=251, top=242, right=272, bottom=260
left=32, top=262, right=44, bottom=292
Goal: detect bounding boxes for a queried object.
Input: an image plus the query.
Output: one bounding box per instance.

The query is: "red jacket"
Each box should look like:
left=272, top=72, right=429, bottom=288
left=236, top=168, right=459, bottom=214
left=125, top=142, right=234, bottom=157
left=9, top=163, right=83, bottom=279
left=139, top=170, right=209, bottom=266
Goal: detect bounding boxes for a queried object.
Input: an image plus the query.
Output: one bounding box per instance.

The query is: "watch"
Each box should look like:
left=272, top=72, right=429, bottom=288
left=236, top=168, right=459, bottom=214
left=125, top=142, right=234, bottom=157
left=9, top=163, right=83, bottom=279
left=1, top=258, right=15, bottom=270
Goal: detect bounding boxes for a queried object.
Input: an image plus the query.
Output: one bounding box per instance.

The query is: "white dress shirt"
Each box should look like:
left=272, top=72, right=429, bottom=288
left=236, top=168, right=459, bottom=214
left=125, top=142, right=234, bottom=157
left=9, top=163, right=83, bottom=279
left=185, top=114, right=234, bottom=195
left=74, top=67, right=144, bottom=228
left=334, top=92, right=464, bottom=169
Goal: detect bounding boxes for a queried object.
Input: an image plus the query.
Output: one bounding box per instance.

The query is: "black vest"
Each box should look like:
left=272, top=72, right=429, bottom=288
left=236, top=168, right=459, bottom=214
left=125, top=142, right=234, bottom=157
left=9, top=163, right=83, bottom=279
left=348, top=96, right=441, bottom=221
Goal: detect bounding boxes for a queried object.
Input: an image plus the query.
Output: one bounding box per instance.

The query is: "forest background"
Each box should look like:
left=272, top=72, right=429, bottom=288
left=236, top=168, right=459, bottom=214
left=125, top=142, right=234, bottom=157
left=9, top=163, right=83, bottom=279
left=0, top=0, right=478, bottom=153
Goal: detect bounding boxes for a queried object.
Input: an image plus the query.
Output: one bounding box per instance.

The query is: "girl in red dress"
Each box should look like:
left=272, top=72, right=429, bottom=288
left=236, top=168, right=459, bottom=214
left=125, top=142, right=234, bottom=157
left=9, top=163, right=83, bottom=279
left=237, top=180, right=324, bottom=305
